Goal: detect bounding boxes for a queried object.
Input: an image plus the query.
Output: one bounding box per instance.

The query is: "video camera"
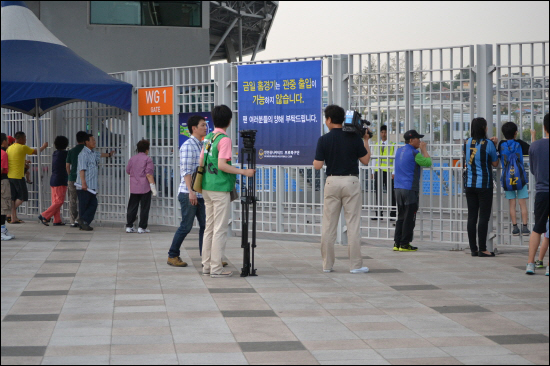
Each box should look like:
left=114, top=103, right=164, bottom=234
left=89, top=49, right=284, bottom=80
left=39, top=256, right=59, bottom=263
left=343, top=110, right=373, bottom=139
left=240, top=129, right=257, bottom=149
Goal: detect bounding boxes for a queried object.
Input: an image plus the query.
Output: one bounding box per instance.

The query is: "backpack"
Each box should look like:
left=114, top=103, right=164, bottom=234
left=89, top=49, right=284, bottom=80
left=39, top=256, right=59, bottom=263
left=500, top=140, right=528, bottom=191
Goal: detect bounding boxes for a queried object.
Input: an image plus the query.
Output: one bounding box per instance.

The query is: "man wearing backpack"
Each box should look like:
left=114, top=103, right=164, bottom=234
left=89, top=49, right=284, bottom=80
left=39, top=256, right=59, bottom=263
left=498, top=122, right=531, bottom=236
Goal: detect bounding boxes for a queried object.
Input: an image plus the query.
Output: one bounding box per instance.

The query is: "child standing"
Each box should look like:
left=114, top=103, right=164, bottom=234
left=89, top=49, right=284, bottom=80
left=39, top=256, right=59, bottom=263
left=498, top=122, right=531, bottom=236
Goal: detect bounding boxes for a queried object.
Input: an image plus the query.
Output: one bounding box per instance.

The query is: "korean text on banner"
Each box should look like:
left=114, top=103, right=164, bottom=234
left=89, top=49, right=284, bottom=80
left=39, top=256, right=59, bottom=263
left=138, top=87, right=173, bottom=116
left=237, top=60, right=322, bottom=165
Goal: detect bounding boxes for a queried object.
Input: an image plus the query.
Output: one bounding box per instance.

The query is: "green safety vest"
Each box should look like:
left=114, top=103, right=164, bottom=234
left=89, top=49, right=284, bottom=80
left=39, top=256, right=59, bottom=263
left=202, top=132, right=236, bottom=192
left=374, top=141, right=396, bottom=172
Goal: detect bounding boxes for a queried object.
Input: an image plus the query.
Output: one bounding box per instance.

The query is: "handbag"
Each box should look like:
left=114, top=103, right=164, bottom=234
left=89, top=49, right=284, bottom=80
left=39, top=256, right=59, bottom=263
left=230, top=187, right=239, bottom=202
left=191, top=133, right=223, bottom=194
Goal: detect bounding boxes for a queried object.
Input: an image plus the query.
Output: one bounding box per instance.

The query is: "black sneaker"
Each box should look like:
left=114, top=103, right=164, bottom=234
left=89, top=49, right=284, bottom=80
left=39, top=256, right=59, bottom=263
left=399, top=243, right=418, bottom=252
left=521, top=225, right=530, bottom=235
left=512, top=225, right=520, bottom=236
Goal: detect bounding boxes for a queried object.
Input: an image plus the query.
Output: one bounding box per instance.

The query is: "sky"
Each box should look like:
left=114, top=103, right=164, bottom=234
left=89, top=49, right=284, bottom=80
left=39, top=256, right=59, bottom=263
left=253, top=1, right=549, bottom=61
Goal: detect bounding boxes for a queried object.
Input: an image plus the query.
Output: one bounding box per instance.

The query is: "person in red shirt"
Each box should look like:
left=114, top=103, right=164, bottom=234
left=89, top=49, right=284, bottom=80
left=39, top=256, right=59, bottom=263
left=1, top=134, right=14, bottom=240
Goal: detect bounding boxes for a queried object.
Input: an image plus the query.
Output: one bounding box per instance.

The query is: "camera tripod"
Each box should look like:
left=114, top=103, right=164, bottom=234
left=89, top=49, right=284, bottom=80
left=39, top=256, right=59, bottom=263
left=240, top=131, right=258, bottom=277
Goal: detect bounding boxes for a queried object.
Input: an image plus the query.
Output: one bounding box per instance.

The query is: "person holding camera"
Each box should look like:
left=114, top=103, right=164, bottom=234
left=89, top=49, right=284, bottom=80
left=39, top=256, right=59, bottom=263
left=313, top=105, right=371, bottom=274
left=393, top=130, right=432, bottom=252
left=200, top=105, right=255, bottom=278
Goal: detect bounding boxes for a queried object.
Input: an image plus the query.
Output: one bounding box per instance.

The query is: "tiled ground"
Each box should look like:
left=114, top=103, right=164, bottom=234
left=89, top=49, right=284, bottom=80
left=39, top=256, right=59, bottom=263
left=1, top=222, right=548, bottom=365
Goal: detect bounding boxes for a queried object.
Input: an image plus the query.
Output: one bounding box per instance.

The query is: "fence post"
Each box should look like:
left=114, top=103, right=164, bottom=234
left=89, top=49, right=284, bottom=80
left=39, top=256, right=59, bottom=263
left=476, top=44, right=497, bottom=252
left=215, top=63, right=235, bottom=236
left=333, top=54, right=349, bottom=245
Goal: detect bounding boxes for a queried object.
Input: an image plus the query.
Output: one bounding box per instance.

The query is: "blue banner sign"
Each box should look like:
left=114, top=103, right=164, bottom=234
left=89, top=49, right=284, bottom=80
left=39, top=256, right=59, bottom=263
left=237, top=60, right=322, bottom=165
left=178, top=112, right=214, bottom=148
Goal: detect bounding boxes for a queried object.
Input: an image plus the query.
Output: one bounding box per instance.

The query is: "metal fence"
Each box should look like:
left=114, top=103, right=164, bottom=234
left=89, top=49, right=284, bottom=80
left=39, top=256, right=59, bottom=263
left=1, top=41, right=548, bottom=248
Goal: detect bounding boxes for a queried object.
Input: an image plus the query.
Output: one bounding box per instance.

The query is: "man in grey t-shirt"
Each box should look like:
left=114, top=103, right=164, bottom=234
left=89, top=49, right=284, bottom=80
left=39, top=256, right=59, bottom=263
left=526, top=113, right=549, bottom=275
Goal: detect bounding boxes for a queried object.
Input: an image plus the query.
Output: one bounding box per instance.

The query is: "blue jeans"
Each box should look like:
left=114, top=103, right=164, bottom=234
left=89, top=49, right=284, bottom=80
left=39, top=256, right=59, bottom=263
left=76, top=190, right=98, bottom=225
left=168, top=192, right=205, bottom=258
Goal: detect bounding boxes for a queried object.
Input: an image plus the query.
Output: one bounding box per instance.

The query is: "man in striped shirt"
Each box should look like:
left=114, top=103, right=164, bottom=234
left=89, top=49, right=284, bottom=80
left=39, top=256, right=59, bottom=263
left=76, top=134, right=114, bottom=231
left=167, top=116, right=208, bottom=267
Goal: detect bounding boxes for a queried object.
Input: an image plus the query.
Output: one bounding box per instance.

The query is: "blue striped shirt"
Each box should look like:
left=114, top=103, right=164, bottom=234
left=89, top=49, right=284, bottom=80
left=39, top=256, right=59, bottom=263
left=76, top=147, right=101, bottom=191
left=179, top=136, right=204, bottom=197
left=464, top=138, right=497, bottom=189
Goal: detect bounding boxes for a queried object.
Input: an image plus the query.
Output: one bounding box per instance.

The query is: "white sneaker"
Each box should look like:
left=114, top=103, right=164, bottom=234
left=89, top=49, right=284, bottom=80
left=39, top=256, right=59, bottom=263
left=323, top=269, right=333, bottom=273
left=1, top=231, right=14, bottom=241
left=138, top=228, right=150, bottom=234
left=350, top=267, right=370, bottom=274
left=126, top=227, right=136, bottom=233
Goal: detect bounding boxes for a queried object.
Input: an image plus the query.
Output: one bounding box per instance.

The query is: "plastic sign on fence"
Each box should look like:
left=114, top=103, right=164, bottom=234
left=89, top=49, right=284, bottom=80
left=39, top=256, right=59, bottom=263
left=138, top=87, right=173, bottom=116
left=237, top=60, right=322, bottom=165
left=178, top=112, right=214, bottom=148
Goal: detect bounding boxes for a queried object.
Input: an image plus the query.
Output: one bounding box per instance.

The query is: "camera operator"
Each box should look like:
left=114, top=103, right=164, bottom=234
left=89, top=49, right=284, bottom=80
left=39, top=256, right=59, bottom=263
left=371, top=125, right=397, bottom=221
left=313, top=105, right=371, bottom=274
left=393, top=130, right=432, bottom=252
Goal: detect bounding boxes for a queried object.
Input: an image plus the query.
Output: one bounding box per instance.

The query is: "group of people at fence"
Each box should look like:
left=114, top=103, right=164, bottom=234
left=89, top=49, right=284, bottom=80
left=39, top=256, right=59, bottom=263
left=1, top=107, right=549, bottom=277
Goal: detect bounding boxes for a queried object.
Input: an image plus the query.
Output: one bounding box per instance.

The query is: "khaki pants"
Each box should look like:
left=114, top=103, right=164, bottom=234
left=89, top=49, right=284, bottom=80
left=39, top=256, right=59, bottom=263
left=1, top=179, right=11, bottom=215
left=67, top=181, right=79, bottom=224
left=321, top=176, right=363, bottom=271
left=202, top=190, right=231, bottom=275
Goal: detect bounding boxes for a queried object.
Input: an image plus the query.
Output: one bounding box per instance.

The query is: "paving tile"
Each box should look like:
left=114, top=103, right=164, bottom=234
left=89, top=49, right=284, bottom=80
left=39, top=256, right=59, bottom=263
left=0, top=356, right=43, bottom=365
left=486, top=334, right=549, bottom=345
left=244, top=350, right=319, bottom=364
left=390, top=285, right=441, bottom=291
left=239, top=341, right=306, bottom=352
left=34, top=273, right=77, bottom=278
left=41, top=355, right=110, bottom=365
left=174, top=343, right=241, bottom=354
left=431, top=305, right=490, bottom=314
left=110, top=354, right=179, bottom=365
left=209, top=288, right=257, bottom=293
left=302, top=340, right=371, bottom=351
left=455, top=354, right=534, bottom=365
left=44, top=345, right=111, bottom=356
left=221, top=310, right=277, bottom=317
left=1, top=346, right=47, bottom=356
left=178, top=352, right=248, bottom=365
left=388, top=357, right=462, bottom=365
left=20, top=290, right=69, bottom=296
left=2, top=314, right=59, bottom=321
left=44, top=260, right=82, bottom=263
left=376, top=347, right=449, bottom=359
left=311, top=349, right=384, bottom=361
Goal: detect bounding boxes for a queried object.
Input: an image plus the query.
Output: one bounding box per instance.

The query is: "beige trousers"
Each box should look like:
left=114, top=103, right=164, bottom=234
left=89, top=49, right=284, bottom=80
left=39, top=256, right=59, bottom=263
left=202, top=190, right=231, bottom=275
left=321, top=176, right=363, bottom=271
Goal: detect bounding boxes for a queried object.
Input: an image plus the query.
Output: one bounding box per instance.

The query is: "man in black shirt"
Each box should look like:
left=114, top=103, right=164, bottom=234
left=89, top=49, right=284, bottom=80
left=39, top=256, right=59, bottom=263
left=314, top=105, right=371, bottom=274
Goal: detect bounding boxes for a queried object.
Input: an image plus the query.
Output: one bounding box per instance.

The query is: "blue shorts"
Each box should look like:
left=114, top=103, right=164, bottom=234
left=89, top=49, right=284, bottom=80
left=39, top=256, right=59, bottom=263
left=505, top=185, right=529, bottom=200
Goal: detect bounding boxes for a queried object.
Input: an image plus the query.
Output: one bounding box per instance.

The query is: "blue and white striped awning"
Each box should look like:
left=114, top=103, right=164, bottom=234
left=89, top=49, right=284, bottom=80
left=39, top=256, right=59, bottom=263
left=1, top=1, right=132, bottom=116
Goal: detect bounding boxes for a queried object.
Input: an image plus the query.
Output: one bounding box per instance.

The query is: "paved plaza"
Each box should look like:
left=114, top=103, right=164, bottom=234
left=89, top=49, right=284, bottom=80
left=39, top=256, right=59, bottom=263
left=1, top=222, right=549, bottom=365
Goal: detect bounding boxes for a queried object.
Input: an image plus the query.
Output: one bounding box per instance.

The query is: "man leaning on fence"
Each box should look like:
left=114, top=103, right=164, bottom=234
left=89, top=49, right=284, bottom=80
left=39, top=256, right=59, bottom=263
left=313, top=104, right=371, bottom=274
left=66, top=131, right=89, bottom=228
left=75, top=133, right=115, bottom=231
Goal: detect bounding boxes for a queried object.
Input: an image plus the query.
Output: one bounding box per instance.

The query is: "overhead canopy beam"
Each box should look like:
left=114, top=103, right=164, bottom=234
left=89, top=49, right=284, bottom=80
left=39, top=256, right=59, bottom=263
left=209, top=16, right=239, bottom=61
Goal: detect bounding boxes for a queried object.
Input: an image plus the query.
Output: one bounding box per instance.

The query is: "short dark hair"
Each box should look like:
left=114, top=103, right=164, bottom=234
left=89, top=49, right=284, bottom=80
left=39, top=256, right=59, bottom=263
left=501, top=122, right=518, bottom=140
left=84, top=134, right=93, bottom=144
left=136, top=139, right=150, bottom=153
left=471, top=117, right=488, bottom=140
left=14, top=131, right=25, bottom=140
left=187, top=115, right=205, bottom=135
left=76, top=131, right=89, bottom=143
left=544, top=113, right=549, bottom=134
left=1, top=133, right=6, bottom=145
left=380, top=125, right=387, bottom=132
left=54, top=136, right=69, bottom=150
left=324, top=105, right=345, bottom=124
left=212, top=105, right=232, bottom=128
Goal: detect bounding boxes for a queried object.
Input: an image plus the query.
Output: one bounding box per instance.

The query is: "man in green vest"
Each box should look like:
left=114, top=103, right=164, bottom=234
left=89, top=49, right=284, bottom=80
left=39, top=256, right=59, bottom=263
left=371, top=125, right=397, bottom=220
left=200, top=105, right=255, bottom=278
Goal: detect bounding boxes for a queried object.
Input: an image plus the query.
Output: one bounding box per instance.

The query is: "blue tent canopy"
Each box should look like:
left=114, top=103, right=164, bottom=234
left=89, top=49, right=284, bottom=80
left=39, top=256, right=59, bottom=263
left=1, top=1, right=132, bottom=116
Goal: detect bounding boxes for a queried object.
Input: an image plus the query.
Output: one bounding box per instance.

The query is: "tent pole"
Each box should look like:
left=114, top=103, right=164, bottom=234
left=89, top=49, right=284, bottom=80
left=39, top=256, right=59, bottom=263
left=35, top=99, right=43, bottom=215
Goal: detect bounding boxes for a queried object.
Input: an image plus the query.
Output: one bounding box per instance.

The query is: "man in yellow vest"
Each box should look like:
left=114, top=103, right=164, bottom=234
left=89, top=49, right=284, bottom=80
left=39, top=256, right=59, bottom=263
left=371, top=125, right=396, bottom=220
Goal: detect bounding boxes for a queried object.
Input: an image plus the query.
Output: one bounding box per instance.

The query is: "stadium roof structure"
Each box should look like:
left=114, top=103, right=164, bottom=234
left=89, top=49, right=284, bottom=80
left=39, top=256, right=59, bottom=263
left=209, top=1, right=278, bottom=62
